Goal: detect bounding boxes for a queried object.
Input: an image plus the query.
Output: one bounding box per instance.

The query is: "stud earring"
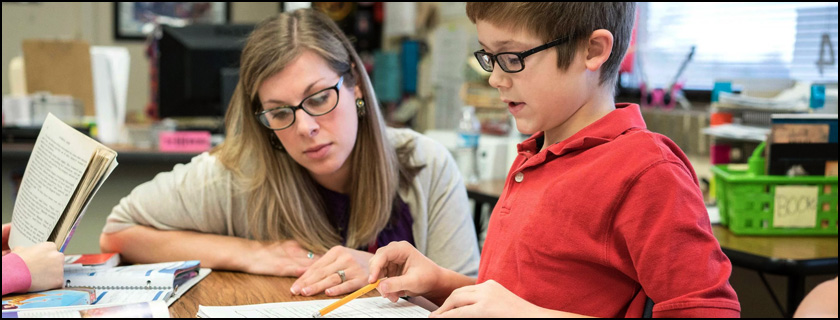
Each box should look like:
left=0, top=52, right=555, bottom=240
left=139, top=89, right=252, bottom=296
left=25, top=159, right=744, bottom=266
left=356, top=98, right=366, bottom=117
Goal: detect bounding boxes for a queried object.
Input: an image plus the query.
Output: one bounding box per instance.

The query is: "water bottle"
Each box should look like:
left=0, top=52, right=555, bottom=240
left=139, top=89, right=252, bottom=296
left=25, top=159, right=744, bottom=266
left=456, top=106, right=481, bottom=184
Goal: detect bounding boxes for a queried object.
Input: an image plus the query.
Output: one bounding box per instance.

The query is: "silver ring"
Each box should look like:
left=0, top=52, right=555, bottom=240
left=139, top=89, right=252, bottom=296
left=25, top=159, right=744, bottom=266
left=337, top=270, right=346, bottom=283
left=307, top=251, right=314, bottom=259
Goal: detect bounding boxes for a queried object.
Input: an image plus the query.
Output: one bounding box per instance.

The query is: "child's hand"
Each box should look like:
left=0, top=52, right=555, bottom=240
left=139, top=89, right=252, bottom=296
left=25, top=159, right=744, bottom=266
left=430, top=280, right=548, bottom=318
left=291, top=246, right=373, bottom=297
left=2, top=223, right=10, bottom=254
left=368, top=241, right=444, bottom=302
left=12, top=242, right=64, bottom=292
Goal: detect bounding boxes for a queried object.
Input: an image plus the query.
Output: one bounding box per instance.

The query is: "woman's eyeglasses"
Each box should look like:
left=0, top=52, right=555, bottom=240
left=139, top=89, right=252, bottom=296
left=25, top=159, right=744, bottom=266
left=255, top=76, right=344, bottom=130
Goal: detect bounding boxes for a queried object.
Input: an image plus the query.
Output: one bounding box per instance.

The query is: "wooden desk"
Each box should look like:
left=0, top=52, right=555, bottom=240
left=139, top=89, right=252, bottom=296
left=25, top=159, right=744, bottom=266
left=169, top=271, right=379, bottom=318
left=465, top=179, right=838, bottom=318
left=712, top=225, right=838, bottom=317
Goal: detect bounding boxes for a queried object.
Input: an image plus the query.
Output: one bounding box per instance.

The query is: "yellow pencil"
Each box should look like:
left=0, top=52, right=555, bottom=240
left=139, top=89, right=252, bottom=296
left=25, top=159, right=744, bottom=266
left=312, top=278, right=382, bottom=318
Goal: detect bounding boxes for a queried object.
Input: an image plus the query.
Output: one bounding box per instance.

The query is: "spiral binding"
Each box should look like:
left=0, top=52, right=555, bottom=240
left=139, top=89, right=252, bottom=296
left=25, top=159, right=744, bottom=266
left=65, top=279, right=172, bottom=290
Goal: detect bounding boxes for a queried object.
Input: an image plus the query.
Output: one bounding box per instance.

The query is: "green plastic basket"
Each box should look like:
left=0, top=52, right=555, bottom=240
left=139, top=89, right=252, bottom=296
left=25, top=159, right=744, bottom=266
left=712, top=164, right=838, bottom=236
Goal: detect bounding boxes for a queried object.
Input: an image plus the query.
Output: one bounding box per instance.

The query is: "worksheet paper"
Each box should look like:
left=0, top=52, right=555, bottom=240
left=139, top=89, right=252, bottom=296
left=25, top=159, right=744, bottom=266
left=197, top=297, right=430, bottom=318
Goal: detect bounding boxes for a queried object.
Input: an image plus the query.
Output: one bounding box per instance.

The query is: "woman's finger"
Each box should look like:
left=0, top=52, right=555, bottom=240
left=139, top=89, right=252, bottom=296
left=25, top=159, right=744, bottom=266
left=291, top=255, right=340, bottom=295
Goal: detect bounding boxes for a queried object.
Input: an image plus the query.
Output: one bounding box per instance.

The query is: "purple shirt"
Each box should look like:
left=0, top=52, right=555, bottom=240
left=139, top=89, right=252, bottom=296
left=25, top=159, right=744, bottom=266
left=317, top=184, right=414, bottom=253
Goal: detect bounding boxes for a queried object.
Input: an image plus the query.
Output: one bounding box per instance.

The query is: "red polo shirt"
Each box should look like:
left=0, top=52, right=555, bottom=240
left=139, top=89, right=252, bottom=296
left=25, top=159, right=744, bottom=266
left=477, top=103, right=740, bottom=317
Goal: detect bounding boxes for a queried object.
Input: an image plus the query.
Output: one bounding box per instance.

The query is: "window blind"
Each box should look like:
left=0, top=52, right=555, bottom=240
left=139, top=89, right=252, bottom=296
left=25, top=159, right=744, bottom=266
left=625, top=2, right=838, bottom=91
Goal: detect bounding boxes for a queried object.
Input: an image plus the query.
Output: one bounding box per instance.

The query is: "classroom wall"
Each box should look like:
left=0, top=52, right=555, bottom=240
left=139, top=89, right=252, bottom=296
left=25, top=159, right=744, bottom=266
left=1, top=2, right=278, bottom=117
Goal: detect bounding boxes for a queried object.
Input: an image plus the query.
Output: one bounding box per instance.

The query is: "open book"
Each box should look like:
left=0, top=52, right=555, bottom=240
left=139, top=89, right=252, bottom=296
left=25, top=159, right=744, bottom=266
left=63, top=260, right=211, bottom=306
left=8, top=113, right=118, bottom=252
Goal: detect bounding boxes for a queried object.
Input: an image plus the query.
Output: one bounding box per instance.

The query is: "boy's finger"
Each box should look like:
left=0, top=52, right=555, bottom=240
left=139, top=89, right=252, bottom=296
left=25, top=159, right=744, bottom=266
left=378, top=276, right=414, bottom=298
left=368, top=249, right=396, bottom=282
left=368, top=242, right=411, bottom=283
left=433, top=291, right=475, bottom=317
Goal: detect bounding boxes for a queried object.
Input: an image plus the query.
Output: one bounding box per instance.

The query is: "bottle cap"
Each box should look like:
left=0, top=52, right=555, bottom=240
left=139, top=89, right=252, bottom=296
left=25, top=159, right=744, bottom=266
left=810, top=84, right=826, bottom=109
left=711, top=82, right=732, bottom=103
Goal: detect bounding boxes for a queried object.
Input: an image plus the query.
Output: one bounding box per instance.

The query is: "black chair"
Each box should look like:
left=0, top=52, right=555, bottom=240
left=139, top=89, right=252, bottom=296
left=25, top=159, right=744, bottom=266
left=466, top=189, right=497, bottom=246
left=643, top=297, right=655, bottom=318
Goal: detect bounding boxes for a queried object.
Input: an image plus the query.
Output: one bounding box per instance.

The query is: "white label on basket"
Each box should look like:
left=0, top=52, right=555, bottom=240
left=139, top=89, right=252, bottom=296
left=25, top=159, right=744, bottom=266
left=773, top=185, right=818, bottom=228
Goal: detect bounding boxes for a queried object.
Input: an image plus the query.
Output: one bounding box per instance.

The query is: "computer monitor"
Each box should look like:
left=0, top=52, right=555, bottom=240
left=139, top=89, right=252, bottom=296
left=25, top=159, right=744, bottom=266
left=157, top=24, right=255, bottom=120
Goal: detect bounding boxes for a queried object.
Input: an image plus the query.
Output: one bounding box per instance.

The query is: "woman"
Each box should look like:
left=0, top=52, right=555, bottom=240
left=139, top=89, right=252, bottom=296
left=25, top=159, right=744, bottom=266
left=100, top=8, right=479, bottom=297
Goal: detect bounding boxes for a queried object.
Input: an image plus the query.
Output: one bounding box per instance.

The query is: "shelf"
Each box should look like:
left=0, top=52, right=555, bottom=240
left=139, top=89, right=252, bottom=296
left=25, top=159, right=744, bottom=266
left=702, top=124, right=769, bottom=142
left=714, top=103, right=810, bottom=113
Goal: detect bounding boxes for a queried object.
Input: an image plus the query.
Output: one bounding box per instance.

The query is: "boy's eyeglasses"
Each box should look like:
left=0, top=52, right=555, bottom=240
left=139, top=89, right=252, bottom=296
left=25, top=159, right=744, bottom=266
left=473, top=37, right=570, bottom=73
left=255, top=76, right=343, bottom=130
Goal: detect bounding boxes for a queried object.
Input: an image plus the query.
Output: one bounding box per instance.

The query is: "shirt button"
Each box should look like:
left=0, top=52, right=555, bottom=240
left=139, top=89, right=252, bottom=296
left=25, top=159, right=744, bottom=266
left=514, top=172, right=524, bottom=183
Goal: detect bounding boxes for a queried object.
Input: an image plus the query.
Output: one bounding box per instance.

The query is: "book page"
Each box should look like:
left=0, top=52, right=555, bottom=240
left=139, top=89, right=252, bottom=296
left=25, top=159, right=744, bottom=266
left=55, top=147, right=117, bottom=251
left=197, top=297, right=431, bottom=318
left=9, top=113, right=100, bottom=249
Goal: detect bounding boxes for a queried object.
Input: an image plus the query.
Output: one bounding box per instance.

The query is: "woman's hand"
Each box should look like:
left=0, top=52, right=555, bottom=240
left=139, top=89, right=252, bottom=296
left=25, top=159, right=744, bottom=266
left=368, top=241, right=445, bottom=303
left=430, top=280, right=554, bottom=318
left=13, top=242, right=64, bottom=292
left=291, top=245, right=373, bottom=296
left=245, top=239, right=320, bottom=277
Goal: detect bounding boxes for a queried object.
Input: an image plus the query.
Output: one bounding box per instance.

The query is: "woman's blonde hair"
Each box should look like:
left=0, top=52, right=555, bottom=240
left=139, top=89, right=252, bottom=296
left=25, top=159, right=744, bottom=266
left=212, top=9, right=418, bottom=253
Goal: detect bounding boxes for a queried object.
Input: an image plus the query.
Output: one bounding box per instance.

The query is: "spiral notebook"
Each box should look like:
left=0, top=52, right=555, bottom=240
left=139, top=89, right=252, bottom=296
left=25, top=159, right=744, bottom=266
left=63, top=260, right=210, bottom=306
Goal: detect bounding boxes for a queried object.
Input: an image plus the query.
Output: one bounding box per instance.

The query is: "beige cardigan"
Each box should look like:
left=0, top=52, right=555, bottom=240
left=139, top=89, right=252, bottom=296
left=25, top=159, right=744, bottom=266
left=103, top=128, right=480, bottom=277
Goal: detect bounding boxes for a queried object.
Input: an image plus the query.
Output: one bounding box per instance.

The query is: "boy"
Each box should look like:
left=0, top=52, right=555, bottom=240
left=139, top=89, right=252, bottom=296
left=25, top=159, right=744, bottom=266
left=368, top=2, right=740, bottom=317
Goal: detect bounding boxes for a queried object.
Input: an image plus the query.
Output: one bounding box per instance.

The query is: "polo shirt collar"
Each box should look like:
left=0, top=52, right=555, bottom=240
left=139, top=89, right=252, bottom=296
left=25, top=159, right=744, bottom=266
left=516, top=103, right=647, bottom=159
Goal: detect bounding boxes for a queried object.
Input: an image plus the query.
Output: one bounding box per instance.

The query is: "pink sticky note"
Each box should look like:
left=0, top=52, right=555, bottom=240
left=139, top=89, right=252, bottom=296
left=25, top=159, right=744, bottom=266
left=158, top=131, right=211, bottom=152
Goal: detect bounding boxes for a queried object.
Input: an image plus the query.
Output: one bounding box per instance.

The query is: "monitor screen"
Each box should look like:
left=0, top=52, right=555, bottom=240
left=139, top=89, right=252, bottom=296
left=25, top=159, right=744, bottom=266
left=158, top=24, right=255, bottom=120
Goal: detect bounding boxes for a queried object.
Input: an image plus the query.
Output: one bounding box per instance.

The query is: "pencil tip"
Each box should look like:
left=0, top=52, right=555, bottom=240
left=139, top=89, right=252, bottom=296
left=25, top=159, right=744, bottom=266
left=312, top=311, right=322, bottom=318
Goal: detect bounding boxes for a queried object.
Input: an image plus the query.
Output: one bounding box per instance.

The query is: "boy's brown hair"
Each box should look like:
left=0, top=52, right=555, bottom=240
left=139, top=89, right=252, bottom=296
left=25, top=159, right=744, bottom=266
left=466, top=2, right=636, bottom=89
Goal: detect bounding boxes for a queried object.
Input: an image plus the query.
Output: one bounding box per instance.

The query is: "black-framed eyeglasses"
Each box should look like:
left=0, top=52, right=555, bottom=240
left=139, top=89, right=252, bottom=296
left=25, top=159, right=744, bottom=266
left=255, top=76, right=344, bottom=130
left=473, top=37, right=570, bottom=73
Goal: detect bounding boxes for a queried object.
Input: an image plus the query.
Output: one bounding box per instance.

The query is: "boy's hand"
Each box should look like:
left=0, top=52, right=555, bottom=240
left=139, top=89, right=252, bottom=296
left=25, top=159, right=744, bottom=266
left=245, top=239, right=320, bottom=277
left=291, top=246, right=373, bottom=297
left=13, top=242, right=65, bottom=292
left=368, top=241, right=444, bottom=302
left=429, top=280, right=549, bottom=318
